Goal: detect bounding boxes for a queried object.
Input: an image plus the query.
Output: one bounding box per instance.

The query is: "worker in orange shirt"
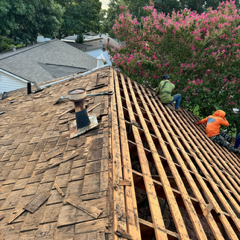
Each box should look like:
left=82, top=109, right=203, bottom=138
left=196, top=110, right=240, bottom=154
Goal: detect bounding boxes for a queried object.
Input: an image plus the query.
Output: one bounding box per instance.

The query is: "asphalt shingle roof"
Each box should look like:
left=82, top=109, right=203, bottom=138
left=0, top=66, right=239, bottom=239
left=0, top=40, right=97, bottom=84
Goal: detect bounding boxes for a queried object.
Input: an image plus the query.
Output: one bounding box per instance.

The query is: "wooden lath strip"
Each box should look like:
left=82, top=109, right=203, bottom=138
left=178, top=109, right=240, bottom=203
left=109, top=69, right=128, bottom=239
left=132, top=81, right=209, bottom=240
left=112, top=69, right=141, bottom=239
left=138, top=89, right=240, bottom=201
left=182, top=109, right=240, bottom=170
left=139, top=218, right=179, bottom=240
left=128, top=138, right=234, bottom=208
left=132, top=169, right=232, bottom=223
left=183, top=109, right=240, bottom=177
left=134, top=85, right=240, bottom=193
left=122, top=103, right=237, bottom=186
left=125, top=85, right=240, bottom=201
left=115, top=73, right=169, bottom=240
left=145, top=89, right=240, bottom=237
left=120, top=74, right=190, bottom=240
left=137, top=85, right=231, bottom=239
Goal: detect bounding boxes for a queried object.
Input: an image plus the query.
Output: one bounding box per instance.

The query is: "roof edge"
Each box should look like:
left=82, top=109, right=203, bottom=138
left=0, top=68, right=29, bottom=83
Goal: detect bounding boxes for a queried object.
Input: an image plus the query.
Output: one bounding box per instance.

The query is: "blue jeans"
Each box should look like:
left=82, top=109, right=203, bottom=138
left=235, top=133, right=240, bottom=149
left=163, top=94, right=182, bottom=109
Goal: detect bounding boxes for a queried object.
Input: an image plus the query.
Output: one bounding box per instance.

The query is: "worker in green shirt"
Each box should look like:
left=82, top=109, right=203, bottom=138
left=156, top=74, right=182, bottom=111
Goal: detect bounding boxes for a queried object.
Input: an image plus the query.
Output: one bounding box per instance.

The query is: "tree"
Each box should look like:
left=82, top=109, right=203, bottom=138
left=0, top=36, right=13, bottom=52
left=154, top=0, right=181, bottom=14
left=56, top=0, right=101, bottom=38
left=0, top=0, right=63, bottom=42
left=107, top=1, right=240, bottom=134
left=99, top=9, right=108, bottom=33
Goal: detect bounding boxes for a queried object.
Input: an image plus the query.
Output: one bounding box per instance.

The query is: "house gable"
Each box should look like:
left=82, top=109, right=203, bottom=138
left=0, top=69, right=28, bottom=93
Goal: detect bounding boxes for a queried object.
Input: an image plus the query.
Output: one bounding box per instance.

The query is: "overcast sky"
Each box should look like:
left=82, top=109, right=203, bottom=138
left=100, top=0, right=110, bottom=10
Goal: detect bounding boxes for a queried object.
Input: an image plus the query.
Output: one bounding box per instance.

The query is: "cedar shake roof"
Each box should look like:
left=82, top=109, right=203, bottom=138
left=0, top=66, right=239, bottom=239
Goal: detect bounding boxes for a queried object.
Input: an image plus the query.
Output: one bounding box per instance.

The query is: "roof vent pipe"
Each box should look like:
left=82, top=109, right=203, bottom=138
left=68, top=89, right=90, bottom=129
left=33, top=81, right=42, bottom=92
left=27, top=82, right=31, bottom=94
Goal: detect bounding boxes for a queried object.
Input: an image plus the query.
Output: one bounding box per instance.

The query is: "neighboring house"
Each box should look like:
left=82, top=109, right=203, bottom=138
left=0, top=39, right=97, bottom=92
left=0, top=66, right=239, bottom=239
left=62, top=34, right=121, bottom=66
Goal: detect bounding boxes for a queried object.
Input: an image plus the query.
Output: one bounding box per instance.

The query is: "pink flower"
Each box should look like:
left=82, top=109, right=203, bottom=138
left=152, top=53, right=157, bottom=60
left=206, top=69, right=210, bottom=74
left=191, top=47, right=195, bottom=50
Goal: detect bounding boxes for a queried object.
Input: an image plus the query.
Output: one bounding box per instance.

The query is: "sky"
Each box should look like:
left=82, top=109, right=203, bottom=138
left=100, top=0, right=110, bottom=10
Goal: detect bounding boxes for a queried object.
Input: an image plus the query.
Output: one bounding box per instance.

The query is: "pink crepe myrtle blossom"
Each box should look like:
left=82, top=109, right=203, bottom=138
left=109, top=0, right=240, bottom=133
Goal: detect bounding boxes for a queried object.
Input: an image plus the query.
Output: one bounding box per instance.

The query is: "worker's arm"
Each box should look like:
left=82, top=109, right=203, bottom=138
left=196, top=117, right=209, bottom=125
left=220, top=117, right=229, bottom=127
left=155, top=83, right=161, bottom=96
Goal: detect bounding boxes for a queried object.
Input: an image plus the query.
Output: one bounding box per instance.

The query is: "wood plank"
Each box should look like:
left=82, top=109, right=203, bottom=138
left=112, top=69, right=141, bottom=239
left=115, top=73, right=169, bottom=240
left=65, top=194, right=102, bottom=218
left=110, top=69, right=128, bottom=239
left=25, top=191, right=51, bottom=213
left=58, top=107, right=75, bottom=118
left=8, top=208, right=25, bottom=224
left=139, top=218, right=178, bottom=240
left=87, top=103, right=101, bottom=112
left=145, top=88, right=239, bottom=239
left=133, top=81, right=215, bottom=240
left=123, top=75, right=193, bottom=240
left=44, top=147, right=62, bottom=161
left=119, top=180, right=131, bottom=186
left=59, top=116, right=75, bottom=125
left=36, top=150, right=79, bottom=175
left=54, top=182, right=65, bottom=197
left=115, top=229, right=134, bottom=240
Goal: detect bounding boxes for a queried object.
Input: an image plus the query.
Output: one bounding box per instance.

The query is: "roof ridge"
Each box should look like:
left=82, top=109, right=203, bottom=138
left=0, top=39, right=59, bottom=61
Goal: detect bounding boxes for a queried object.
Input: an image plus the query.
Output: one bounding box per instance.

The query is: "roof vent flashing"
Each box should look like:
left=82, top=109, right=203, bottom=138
left=68, top=88, right=98, bottom=139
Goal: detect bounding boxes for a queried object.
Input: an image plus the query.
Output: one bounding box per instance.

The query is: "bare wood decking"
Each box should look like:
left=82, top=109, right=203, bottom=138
left=111, top=71, right=240, bottom=240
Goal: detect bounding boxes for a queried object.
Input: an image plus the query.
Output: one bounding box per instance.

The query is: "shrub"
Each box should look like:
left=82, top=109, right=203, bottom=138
left=0, top=36, right=13, bottom=52
left=76, top=33, right=84, bottom=43
left=108, top=1, right=240, bottom=134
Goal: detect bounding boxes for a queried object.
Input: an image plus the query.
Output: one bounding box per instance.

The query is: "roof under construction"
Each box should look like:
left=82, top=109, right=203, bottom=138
left=0, top=67, right=239, bottom=239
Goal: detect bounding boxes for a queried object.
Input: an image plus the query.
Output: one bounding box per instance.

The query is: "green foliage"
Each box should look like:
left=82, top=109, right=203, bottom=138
left=76, top=33, right=84, bottom=43
left=154, top=0, right=181, bottom=14
left=0, top=36, right=13, bottom=52
left=0, top=0, right=63, bottom=42
left=109, top=1, right=240, bottom=134
left=56, top=0, right=101, bottom=38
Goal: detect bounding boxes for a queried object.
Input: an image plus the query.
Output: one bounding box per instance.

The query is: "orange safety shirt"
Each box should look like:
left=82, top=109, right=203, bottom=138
left=197, top=110, right=229, bottom=137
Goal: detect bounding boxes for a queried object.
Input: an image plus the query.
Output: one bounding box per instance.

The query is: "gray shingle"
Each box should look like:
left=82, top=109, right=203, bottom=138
left=0, top=40, right=97, bottom=84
